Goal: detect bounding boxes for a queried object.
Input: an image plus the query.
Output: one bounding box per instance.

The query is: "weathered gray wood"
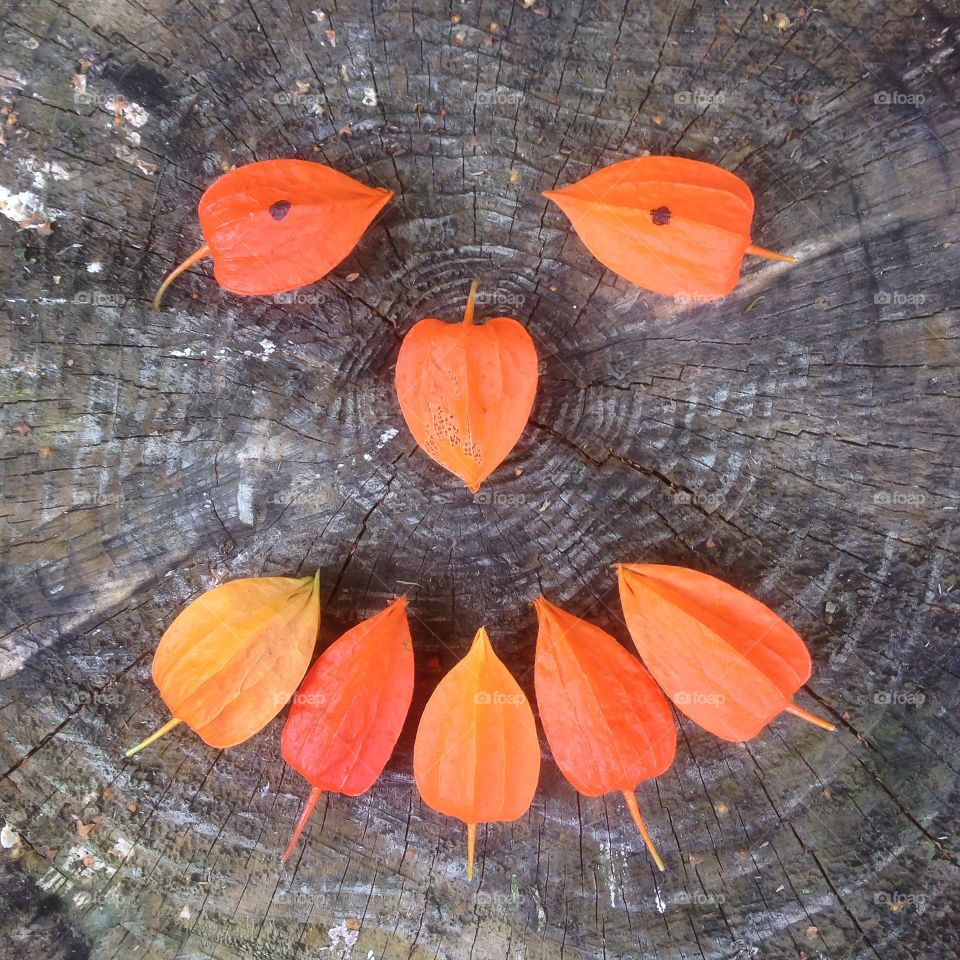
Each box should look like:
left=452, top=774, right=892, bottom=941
left=1, top=1, right=958, bottom=958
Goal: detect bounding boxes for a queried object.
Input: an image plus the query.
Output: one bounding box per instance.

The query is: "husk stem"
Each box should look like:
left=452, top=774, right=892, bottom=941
left=125, top=717, right=183, bottom=757
left=153, top=244, right=211, bottom=309
left=745, top=244, right=797, bottom=264
left=785, top=702, right=836, bottom=731
left=622, top=790, right=665, bottom=871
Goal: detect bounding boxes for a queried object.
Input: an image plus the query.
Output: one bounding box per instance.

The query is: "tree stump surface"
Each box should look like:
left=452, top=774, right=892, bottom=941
left=1, top=2, right=958, bottom=958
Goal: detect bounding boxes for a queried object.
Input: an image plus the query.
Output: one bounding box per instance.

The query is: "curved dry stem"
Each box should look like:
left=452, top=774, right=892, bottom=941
left=153, top=244, right=211, bottom=309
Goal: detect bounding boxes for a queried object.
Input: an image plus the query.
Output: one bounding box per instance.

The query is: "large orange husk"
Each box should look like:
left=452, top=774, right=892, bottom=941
left=279, top=597, right=415, bottom=862
left=154, top=159, right=392, bottom=306
left=150, top=574, right=320, bottom=749
left=395, top=282, right=538, bottom=492
left=413, top=627, right=540, bottom=878
left=617, top=564, right=833, bottom=741
left=544, top=156, right=793, bottom=297
left=533, top=597, right=675, bottom=869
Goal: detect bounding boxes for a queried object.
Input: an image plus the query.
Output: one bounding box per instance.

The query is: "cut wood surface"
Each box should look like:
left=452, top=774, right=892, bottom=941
left=1, top=1, right=958, bottom=958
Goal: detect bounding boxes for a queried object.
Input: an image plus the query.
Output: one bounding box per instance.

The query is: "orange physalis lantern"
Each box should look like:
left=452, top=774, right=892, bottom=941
left=543, top=156, right=796, bottom=298
left=533, top=597, right=675, bottom=870
left=126, top=574, right=321, bottom=756
left=395, top=280, right=539, bottom=492
left=617, top=564, right=835, bottom=742
left=153, top=159, right=392, bottom=307
left=413, top=627, right=540, bottom=879
left=280, top=597, right=415, bottom=862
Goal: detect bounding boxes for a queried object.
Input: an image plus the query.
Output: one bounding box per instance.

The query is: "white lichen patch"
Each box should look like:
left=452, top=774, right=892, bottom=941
left=114, top=143, right=157, bottom=175
left=362, top=86, right=378, bottom=106
left=17, top=157, right=71, bottom=188
left=113, top=836, right=134, bottom=857
left=86, top=261, right=102, bottom=273
left=327, top=921, right=360, bottom=950
left=0, top=68, right=27, bottom=89
left=103, top=95, right=150, bottom=127
left=242, top=338, right=276, bottom=361
left=1, top=822, right=21, bottom=848
left=64, top=844, right=114, bottom=876
left=236, top=481, right=254, bottom=526
left=0, top=185, right=57, bottom=231
left=377, top=427, right=399, bottom=447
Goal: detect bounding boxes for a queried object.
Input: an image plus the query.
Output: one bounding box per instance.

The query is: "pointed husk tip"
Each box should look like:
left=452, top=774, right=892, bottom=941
left=281, top=786, right=324, bottom=863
